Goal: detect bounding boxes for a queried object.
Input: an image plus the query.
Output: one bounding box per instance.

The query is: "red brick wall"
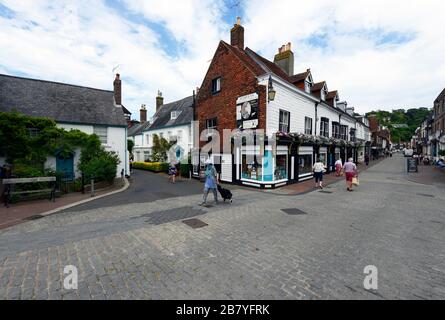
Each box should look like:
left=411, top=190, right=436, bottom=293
left=196, top=42, right=267, bottom=149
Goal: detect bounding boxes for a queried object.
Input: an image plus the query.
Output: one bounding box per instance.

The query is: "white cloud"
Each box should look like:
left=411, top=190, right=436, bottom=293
left=0, top=0, right=444, bottom=118
left=0, top=0, right=227, bottom=119
left=242, top=0, right=445, bottom=113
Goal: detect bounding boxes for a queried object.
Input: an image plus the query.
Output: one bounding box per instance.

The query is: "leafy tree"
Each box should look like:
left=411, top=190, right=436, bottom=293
left=127, top=139, right=134, bottom=155
left=150, top=133, right=175, bottom=162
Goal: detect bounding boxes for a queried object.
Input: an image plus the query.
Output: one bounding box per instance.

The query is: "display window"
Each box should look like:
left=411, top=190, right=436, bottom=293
left=298, top=154, right=313, bottom=177
left=275, top=154, right=288, bottom=180
left=241, top=153, right=262, bottom=181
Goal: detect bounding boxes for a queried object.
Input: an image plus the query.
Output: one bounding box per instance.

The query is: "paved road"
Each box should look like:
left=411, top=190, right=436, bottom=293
left=63, top=169, right=204, bottom=212
left=0, top=155, right=443, bottom=299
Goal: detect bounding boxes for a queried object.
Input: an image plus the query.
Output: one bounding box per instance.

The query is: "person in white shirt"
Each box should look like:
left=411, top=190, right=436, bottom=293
left=335, top=158, right=343, bottom=176
left=313, top=157, right=326, bottom=189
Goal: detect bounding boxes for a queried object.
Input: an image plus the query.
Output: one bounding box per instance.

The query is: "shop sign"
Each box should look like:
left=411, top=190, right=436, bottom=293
left=236, top=93, right=259, bottom=130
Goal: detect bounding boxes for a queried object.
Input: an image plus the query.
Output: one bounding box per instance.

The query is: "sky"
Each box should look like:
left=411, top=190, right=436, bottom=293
left=0, top=0, right=444, bottom=120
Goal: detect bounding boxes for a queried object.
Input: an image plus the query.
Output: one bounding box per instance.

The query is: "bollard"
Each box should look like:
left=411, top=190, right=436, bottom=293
left=90, top=179, right=95, bottom=197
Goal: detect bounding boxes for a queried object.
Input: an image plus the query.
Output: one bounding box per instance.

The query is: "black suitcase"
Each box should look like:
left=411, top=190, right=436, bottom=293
left=217, top=185, right=232, bottom=202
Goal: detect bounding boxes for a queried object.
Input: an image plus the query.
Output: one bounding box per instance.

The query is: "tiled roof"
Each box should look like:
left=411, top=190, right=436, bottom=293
left=128, top=121, right=151, bottom=137
left=145, top=95, right=194, bottom=131
left=289, top=71, right=310, bottom=84
left=0, top=74, right=127, bottom=126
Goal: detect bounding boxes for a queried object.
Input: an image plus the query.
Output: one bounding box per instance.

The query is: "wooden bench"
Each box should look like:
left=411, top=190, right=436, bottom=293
left=2, top=177, right=56, bottom=208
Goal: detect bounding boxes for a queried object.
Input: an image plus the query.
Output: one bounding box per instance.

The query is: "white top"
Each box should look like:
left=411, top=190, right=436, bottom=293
left=335, top=159, right=343, bottom=166
left=313, top=162, right=325, bottom=173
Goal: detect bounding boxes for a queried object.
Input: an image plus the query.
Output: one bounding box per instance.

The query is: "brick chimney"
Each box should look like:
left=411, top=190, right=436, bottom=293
left=273, top=42, right=294, bottom=76
left=113, top=73, right=122, bottom=105
left=230, top=17, right=244, bottom=50
left=156, top=90, right=164, bottom=113
left=140, top=104, right=147, bottom=123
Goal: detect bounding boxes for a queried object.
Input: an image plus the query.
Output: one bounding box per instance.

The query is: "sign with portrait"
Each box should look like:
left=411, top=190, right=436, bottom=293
left=236, top=93, right=259, bottom=130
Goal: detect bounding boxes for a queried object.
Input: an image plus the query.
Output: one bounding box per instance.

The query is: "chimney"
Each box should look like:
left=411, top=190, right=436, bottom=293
left=140, top=104, right=147, bottom=123
left=230, top=17, right=244, bottom=50
left=273, top=42, right=294, bottom=76
left=113, top=73, right=122, bottom=105
left=156, top=90, right=164, bottom=113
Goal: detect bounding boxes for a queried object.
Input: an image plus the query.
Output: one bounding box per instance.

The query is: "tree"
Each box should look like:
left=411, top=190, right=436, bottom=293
left=127, top=139, right=134, bottom=155
left=150, top=134, right=175, bottom=162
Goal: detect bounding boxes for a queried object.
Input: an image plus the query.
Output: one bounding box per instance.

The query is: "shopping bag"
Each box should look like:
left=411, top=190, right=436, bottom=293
left=352, top=177, right=359, bottom=186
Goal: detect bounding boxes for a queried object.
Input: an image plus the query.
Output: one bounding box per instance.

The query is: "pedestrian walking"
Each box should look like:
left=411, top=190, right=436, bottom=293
left=335, top=158, right=343, bottom=176
left=129, top=158, right=133, bottom=173
left=168, top=161, right=177, bottom=183
left=344, top=157, right=358, bottom=192
left=364, top=153, right=370, bottom=166
left=200, top=159, right=219, bottom=205
left=312, top=158, right=326, bottom=189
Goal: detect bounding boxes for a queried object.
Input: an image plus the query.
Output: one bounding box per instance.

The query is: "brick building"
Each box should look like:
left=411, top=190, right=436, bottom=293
left=194, top=18, right=370, bottom=188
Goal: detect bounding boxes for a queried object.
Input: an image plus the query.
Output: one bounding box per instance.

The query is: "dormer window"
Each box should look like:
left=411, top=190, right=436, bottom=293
left=304, top=74, right=313, bottom=93
left=171, top=111, right=181, bottom=120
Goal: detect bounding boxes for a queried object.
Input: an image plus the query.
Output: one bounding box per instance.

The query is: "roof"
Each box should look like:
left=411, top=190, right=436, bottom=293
left=434, top=88, right=445, bottom=103
left=121, top=105, right=132, bottom=115
left=289, top=71, right=310, bottom=84
left=128, top=121, right=151, bottom=137
left=326, top=91, right=338, bottom=100
left=145, top=95, right=194, bottom=131
left=0, top=74, right=127, bottom=126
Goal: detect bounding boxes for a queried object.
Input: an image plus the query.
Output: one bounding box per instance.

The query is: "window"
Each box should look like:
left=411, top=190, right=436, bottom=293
left=211, top=77, right=221, bottom=94
left=320, top=117, right=329, bottom=137
left=349, top=128, right=356, bottom=142
left=275, top=154, right=288, bottom=180
left=159, top=132, right=164, bottom=139
left=206, top=117, right=217, bottom=129
left=279, top=110, right=290, bottom=133
left=171, top=111, right=181, bottom=120
left=304, top=80, right=312, bottom=93
left=332, top=122, right=340, bottom=138
left=145, top=134, right=150, bottom=145
left=298, top=154, right=313, bottom=177
left=93, top=126, right=107, bottom=144
left=304, top=117, right=312, bottom=135
left=28, top=127, right=40, bottom=137
left=340, top=125, right=348, bottom=140
left=177, top=130, right=182, bottom=142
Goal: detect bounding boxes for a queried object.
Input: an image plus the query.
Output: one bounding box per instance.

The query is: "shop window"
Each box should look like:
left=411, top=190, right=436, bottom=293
left=242, top=154, right=262, bottom=181
left=298, top=154, right=313, bottom=177
left=319, top=152, right=327, bottom=167
left=275, top=154, right=288, bottom=180
left=279, top=110, right=290, bottom=133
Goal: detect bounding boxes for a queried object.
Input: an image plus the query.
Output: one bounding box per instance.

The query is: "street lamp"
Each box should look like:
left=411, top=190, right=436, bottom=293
left=268, top=75, right=276, bottom=102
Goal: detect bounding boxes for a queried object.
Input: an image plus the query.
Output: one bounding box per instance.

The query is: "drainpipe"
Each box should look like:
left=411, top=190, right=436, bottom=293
left=315, top=101, right=319, bottom=136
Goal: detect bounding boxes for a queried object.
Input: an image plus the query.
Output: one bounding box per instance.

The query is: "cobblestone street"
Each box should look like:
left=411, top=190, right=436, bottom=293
left=0, top=155, right=444, bottom=300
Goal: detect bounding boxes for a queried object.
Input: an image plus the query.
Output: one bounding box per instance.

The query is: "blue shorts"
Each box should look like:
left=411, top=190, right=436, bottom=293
left=314, top=171, right=323, bottom=182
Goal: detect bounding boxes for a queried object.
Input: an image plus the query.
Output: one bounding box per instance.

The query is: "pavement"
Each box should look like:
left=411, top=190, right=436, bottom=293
left=0, top=154, right=444, bottom=300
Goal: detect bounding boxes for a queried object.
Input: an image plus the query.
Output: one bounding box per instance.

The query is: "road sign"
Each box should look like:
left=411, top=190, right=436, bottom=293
left=407, top=158, right=418, bottom=172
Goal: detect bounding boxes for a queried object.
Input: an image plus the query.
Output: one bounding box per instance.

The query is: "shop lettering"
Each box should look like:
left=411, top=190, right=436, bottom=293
left=176, top=305, right=210, bottom=317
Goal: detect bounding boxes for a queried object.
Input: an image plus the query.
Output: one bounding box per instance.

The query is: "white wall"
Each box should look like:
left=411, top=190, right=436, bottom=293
left=56, top=123, right=128, bottom=177
left=144, top=124, right=192, bottom=161
left=317, top=103, right=341, bottom=136
left=267, top=82, right=316, bottom=136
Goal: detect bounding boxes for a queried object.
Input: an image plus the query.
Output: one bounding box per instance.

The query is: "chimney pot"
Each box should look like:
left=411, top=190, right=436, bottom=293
left=140, top=104, right=147, bottom=123
left=156, top=90, right=164, bottom=113
left=230, top=17, right=244, bottom=50
left=274, top=42, right=294, bottom=76
left=113, top=73, right=122, bottom=105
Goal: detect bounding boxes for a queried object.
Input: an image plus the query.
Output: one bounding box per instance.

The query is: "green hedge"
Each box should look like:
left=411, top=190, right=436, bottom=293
left=132, top=162, right=168, bottom=172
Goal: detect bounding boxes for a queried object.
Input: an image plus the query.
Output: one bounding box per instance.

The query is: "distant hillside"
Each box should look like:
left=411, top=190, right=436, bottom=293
left=366, top=108, right=431, bottom=143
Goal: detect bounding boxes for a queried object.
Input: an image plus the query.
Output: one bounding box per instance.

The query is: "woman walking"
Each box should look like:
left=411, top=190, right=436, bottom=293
left=168, top=161, right=177, bottom=183
left=335, top=158, right=343, bottom=176
left=364, top=153, right=370, bottom=166
left=344, top=157, right=357, bottom=191
left=200, top=159, right=219, bottom=205
left=312, top=157, right=326, bottom=189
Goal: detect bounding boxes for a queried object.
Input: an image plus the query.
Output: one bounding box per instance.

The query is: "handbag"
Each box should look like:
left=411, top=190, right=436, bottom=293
left=352, top=177, right=359, bottom=186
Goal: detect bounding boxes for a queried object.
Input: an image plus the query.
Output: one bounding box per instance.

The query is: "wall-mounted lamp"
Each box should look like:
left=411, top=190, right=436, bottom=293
left=268, top=75, right=276, bottom=102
